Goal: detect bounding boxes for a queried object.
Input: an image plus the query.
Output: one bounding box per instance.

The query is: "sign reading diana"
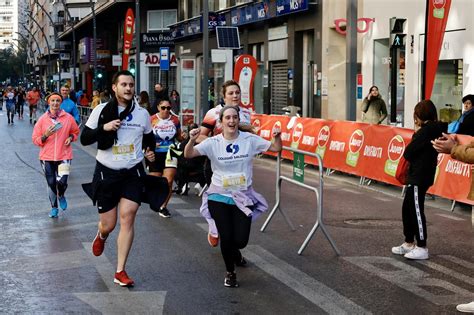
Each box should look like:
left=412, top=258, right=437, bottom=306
left=141, top=32, right=175, bottom=49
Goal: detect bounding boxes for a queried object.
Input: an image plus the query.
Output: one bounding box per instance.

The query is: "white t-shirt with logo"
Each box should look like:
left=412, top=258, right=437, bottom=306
left=86, top=102, right=152, bottom=170
left=195, top=132, right=270, bottom=189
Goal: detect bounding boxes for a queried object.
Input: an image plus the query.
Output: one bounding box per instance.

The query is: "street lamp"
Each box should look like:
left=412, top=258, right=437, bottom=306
left=90, top=0, right=97, bottom=90
left=18, top=26, right=46, bottom=88
left=25, top=13, right=52, bottom=66
left=33, top=0, right=61, bottom=89
left=61, top=0, right=77, bottom=90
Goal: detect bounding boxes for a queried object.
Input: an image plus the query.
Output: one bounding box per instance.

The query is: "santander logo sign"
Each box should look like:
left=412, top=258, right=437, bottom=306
left=317, top=126, right=330, bottom=147
left=348, top=130, right=364, bottom=153
left=292, top=123, right=303, bottom=144
left=387, top=135, right=406, bottom=161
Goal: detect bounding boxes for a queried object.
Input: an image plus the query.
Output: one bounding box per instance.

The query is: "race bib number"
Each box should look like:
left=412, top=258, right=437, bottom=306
left=112, top=144, right=136, bottom=161
left=58, top=163, right=70, bottom=176
left=222, top=173, right=247, bottom=191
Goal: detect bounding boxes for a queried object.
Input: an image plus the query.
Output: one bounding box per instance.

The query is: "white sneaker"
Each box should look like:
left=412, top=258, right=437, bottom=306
left=456, top=301, right=474, bottom=313
left=391, top=243, right=415, bottom=255
left=404, top=246, right=429, bottom=260
left=194, top=183, right=203, bottom=195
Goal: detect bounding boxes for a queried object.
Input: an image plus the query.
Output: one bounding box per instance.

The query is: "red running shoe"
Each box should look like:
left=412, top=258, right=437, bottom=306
left=208, top=233, right=219, bottom=247
left=114, top=270, right=135, bottom=287
left=92, top=231, right=107, bottom=257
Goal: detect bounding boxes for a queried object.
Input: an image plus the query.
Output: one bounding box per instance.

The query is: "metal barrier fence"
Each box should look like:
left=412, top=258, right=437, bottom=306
left=260, top=146, right=340, bottom=256
left=77, top=105, right=93, bottom=126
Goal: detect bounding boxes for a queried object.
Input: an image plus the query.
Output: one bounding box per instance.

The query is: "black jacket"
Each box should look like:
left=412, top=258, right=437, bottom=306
left=404, top=121, right=448, bottom=188
left=80, top=98, right=155, bottom=151
left=457, top=109, right=474, bottom=136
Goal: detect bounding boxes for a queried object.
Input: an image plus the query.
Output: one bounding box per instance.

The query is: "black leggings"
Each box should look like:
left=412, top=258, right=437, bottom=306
left=208, top=200, right=251, bottom=272
left=6, top=106, right=14, bottom=123
left=402, top=185, right=428, bottom=247
left=16, top=102, right=24, bottom=116
left=41, top=160, right=71, bottom=208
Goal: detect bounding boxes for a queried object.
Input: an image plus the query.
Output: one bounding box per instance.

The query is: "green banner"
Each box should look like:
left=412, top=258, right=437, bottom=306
left=293, top=152, right=305, bottom=183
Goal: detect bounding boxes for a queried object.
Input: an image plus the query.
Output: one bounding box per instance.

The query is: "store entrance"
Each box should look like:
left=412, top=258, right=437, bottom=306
left=423, top=59, right=463, bottom=123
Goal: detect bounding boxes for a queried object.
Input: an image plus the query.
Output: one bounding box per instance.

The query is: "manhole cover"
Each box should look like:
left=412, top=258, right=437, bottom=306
left=344, top=219, right=402, bottom=228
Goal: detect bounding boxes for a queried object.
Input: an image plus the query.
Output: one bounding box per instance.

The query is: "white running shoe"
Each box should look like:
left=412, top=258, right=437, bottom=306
left=404, top=246, right=429, bottom=260
left=456, top=301, right=474, bottom=313
left=391, top=243, right=415, bottom=255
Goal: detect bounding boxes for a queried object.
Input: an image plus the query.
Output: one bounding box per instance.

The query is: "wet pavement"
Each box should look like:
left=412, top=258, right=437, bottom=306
left=0, top=108, right=472, bottom=314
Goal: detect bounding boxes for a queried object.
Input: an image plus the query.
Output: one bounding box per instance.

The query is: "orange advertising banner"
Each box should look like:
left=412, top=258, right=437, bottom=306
left=428, top=135, right=473, bottom=204
left=252, top=114, right=473, bottom=204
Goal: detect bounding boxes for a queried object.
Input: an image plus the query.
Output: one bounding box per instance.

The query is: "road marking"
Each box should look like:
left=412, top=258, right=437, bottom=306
left=13, top=200, right=94, bottom=212
left=340, top=188, right=363, bottom=195
left=81, top=242, right=167, bottom=313
left=439, top=255, right=474, bottom=269
left=344, top=256, right=472, bottom=305
left=168, top=198, right=188, bottom=205
left=74, top=292, right=167, bottom=315
left=0, top=222, right=97, bottom=241
left=174, top=209, right=201, bottom=217
left=434, top=213, right=465, bottom=221
left=416, top=260, right=474, bottom=285
left=374, top=196, right=393, bottom=202
left=196, top=223, right=208, bottom=232
left=0, top=249, right=94, bottom=273
left=244, top=246, right=371, bottom=314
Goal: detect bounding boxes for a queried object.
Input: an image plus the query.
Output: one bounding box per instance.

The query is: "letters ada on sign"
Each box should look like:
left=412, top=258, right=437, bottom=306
left=141, top=32, right=175, bottom=48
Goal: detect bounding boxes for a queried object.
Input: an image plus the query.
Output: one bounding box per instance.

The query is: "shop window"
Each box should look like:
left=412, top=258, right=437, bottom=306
left=148, top=10, right=177, bottom=31
left=425, top=59, right=463, bottom=123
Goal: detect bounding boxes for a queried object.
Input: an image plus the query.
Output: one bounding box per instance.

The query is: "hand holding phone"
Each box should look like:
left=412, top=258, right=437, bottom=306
left=52, top=122, right=63, bottom=132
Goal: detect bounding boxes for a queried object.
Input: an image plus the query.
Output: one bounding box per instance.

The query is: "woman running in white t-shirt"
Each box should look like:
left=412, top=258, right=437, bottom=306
left=184, top=105, right=281, bottom=288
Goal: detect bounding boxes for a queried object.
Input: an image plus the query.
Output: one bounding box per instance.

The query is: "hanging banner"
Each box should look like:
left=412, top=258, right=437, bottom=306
left=233, top=54, right=258, bottom=112
left=424, top=0, right=451, bottom=99
left=122, top=8, right=135, bottom=70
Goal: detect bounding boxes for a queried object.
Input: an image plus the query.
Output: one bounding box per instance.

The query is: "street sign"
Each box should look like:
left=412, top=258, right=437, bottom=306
left=159, top=47, right=170, bottom=71
left=293, top=152, right=305, bottom=183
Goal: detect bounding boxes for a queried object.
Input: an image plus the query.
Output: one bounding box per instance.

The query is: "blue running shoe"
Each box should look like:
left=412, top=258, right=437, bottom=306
left=59, top=196, right=67, bottom=211
left=49, top=208, right=59, bottom=218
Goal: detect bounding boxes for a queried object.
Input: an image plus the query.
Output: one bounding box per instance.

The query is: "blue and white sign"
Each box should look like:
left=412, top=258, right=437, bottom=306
left=276, top=0, right=309, bottom=16
left=160, top=47, right=170, bottom=71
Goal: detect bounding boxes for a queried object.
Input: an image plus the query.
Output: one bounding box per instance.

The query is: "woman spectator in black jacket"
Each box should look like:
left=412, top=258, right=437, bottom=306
left=391, top=100, right=447, bottom=260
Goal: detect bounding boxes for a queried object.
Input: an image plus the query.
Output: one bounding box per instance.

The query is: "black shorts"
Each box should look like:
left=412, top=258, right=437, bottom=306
left=147, top=151, right=178, bottom=173
left=92, top=161, right=145, bottom=213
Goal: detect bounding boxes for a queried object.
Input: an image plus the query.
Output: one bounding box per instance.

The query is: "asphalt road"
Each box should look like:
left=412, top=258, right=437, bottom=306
left=0, top=108, right=472, bottom=314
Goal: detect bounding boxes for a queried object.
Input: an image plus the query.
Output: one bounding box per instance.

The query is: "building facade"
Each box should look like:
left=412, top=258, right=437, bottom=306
left=0, top=0, right=16, bottom=50
left=361, top=0, right=474, bottom=128
left=170, top=0, right=323, bottom=122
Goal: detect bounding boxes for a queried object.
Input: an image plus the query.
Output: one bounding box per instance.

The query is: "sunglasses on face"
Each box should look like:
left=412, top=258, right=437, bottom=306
left=160, top=106, right=172, bottom=110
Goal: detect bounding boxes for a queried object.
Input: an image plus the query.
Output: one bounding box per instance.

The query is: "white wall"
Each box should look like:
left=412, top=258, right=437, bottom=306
left=362, top=0, right=474, bottom=128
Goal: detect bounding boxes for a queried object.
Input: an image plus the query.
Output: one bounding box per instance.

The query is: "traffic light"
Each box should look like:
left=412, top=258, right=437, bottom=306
left=129, top=59, right=136, bottom=75
left=390, top=17, right=406, bottom=48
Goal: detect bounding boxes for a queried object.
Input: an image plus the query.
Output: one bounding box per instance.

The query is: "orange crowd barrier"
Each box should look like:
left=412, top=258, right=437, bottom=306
left=251, top=114, right=473, bottom=205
